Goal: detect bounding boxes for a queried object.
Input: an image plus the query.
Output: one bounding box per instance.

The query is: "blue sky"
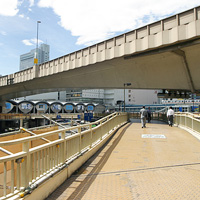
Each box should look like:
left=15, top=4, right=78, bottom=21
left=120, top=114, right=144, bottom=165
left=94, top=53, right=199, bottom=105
left=0, top=0, right=199, bottom=76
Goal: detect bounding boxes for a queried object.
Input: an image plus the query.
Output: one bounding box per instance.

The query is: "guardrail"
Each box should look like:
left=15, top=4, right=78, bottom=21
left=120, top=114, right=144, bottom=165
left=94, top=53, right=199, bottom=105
left=0, top=112, right=127, bottom=199
left=174, top=112, right=200, bottom=137
left=129, top=112, right=168, bottom=123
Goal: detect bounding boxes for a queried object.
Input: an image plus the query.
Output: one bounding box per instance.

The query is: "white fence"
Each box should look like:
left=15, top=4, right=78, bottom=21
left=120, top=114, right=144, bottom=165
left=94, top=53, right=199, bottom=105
left=175, top=112, right=200, bottom=139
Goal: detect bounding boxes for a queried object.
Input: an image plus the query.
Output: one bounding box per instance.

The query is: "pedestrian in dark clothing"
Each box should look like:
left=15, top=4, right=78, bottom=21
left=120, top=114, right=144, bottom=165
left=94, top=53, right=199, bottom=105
left=147, top=107, right=151, bottom=123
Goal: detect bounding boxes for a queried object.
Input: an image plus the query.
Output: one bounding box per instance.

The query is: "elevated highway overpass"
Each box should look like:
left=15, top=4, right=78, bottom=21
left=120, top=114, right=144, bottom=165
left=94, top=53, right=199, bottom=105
left=1, top=6, right=200, bottom=101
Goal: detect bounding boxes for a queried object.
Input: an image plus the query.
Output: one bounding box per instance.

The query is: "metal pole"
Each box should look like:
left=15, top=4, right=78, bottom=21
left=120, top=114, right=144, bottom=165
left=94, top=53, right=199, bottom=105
left=192, top=93, right=194, bottom=112
left=36, top=21, right=41, bottom=65
left=124, top=84, right=125, bottom=112
left=123, top=83, right=131, bottom=113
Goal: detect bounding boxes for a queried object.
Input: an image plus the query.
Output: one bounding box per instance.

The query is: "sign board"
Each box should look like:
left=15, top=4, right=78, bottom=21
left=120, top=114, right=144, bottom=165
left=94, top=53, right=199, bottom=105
left=34, top=58, right=38, bottom=64
left=87, top=105, right=94, bottom=111
left=5, top=103, right=11, bottom=109
left=142, top=134, right=166, bottom=139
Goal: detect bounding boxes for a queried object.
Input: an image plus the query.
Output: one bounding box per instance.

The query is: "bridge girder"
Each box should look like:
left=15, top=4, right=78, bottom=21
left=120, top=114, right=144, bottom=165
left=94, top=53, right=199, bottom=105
left=1, top=38, right=200, bottom=101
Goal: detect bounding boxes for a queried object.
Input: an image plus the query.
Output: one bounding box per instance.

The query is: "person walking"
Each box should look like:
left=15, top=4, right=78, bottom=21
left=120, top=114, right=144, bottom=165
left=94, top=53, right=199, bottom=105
left=147, top=107, right=151, bottom=123
left=140, top=106, right=147, bottom=128
left=167, top=106, right=174, bottom=127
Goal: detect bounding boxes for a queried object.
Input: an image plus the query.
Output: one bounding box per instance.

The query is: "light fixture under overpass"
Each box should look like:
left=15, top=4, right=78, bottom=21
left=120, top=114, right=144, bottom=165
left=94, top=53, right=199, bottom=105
left=124, top=83, right=131, bottom=112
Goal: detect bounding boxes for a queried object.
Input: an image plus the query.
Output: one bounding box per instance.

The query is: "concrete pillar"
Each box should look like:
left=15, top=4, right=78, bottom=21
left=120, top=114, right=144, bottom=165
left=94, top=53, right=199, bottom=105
left=16, top=105, right=19, bottom=114
left=24, top=121, right=29, bottom=129
left=0, top=101, right=5, bottom=113
left=20, top=119, right=23, bottom=128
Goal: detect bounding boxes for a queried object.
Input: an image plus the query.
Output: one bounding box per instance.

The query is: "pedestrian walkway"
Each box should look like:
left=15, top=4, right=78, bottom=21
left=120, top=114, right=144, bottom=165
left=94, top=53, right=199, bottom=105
left=46, top=121, right=200, bottom=200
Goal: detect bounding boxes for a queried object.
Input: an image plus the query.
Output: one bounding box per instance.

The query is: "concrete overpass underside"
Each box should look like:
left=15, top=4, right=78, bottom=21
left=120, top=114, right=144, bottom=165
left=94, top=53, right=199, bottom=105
left=1, top=38, right=200, bottom=101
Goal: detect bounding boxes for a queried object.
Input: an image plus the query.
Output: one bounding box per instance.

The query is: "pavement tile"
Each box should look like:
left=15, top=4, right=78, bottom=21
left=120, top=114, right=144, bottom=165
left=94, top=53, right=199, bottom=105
left=46, top=122, right=200, bottom=200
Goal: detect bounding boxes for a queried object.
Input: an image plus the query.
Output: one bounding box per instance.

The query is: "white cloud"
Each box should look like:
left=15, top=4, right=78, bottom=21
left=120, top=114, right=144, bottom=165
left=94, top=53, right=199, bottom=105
left=22, top=39, right=33, bottom=46
left=38, top=0, right=200, bottom=46
left=0, top=31, right=7, bottom=36
left=0, top=0, right=33, bottom=17
left=22, top=38, right=43, bottom=46
left=29, top=0, right=34, bottom=7
left=19, top=14, right=24, bottom=18
left=0, top=0, right=19, bottom=16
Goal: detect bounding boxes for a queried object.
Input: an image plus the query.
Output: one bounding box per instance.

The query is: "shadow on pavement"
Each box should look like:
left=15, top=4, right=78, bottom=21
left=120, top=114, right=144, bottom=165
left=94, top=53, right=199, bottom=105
left=46, top=123, right=132, bottom=200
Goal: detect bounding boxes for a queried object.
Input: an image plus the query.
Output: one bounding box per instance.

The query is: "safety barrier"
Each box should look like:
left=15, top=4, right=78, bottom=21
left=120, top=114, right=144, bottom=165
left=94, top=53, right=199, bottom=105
left=174, top=112, right=200, bottom=139
left=129, top=112, right=168, bottom=123
left=0, top=112, right=127, bottom=199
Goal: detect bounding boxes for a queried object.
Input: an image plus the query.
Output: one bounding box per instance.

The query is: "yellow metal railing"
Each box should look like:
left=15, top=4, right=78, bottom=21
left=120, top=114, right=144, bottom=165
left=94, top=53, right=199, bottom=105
left=0, top=112, right=127, bottom=199
left=175, top=112, right=200, bottom=135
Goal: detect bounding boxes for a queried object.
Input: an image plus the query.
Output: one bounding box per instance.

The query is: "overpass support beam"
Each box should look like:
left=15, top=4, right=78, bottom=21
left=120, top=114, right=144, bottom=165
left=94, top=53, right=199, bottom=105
left=33, top=65, right=39, bottom=78
left=172, top=49, right=195, bottom=93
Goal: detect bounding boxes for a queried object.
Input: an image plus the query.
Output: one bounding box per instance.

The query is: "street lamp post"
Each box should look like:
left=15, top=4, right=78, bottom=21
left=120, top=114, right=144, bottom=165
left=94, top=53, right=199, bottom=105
left=124, top=83, right=131, bottom=112
left=34, top=21, right=41, bottom=65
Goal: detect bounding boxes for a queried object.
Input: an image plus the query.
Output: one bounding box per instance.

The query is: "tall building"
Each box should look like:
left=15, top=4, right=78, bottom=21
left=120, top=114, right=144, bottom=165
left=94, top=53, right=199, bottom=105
left=18, top=43, right=55, bottom=101
left=20, top=43, right=50, bottom=71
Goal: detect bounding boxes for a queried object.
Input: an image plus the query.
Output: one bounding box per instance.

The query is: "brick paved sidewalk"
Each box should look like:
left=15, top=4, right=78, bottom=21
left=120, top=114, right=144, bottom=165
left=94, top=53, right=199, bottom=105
left=46, top=122, right=200, bottom=200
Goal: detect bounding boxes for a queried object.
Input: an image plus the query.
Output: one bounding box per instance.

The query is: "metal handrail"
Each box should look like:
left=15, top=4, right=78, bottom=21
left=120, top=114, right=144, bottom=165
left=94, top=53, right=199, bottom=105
left=0, top=112, right=127, bottom=199
left=174, top=112, right=200, bottom=139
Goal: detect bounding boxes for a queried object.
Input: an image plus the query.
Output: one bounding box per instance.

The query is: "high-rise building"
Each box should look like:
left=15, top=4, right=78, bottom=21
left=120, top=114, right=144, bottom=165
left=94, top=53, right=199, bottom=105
left=18, top=43, right=53, bottom=101
left=20, top=43, right=50, bottom=71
